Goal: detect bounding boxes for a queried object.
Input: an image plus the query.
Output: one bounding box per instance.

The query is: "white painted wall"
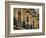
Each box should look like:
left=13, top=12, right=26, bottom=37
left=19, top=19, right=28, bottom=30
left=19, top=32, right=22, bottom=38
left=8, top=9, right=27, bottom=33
left=0, top=0, right=46, bottom=38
